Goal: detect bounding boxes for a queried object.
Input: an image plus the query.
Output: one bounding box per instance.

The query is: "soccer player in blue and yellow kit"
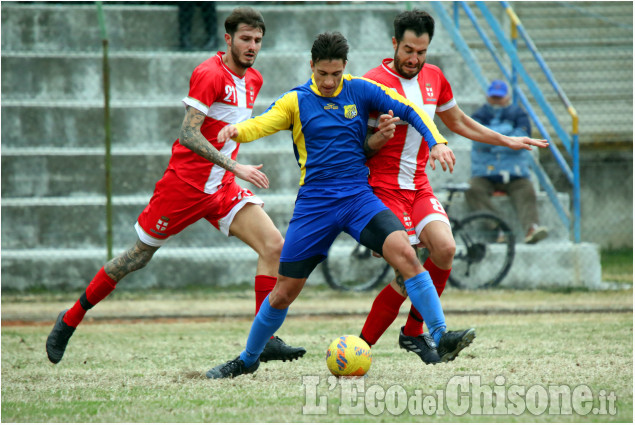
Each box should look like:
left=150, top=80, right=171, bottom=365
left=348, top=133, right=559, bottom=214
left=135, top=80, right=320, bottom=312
left=207, top=32, right=475, bottom=379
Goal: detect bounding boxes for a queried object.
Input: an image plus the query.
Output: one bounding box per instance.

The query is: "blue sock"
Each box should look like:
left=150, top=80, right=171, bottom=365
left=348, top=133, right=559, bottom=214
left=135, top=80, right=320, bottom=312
left=404, top=271, right=447, bottom=345
left=239, top=295, right=288, bottom=367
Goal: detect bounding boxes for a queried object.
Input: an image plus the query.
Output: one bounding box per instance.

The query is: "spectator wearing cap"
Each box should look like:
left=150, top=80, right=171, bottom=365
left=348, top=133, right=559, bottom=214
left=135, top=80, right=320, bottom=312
left=465, top=80, right=549, bottom=244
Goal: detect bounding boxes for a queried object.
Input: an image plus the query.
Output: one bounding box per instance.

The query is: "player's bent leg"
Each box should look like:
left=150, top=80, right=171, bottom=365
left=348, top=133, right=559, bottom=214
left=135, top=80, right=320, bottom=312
left=418, top=220, right=455, bottom=271
left=381, top=231, right=423, bottom=280
left=228, top=204, right=305, bottom=362
left=207, top=272, right=312, bottom=379
left=229, top=203, right=284, bottom=276
left=47, top=239, right=159, bottom=364
left=259, top=275, right=308, bottom=363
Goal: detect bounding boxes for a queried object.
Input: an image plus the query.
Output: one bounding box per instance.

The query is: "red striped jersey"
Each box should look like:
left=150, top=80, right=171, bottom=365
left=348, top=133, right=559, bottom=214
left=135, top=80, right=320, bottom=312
left=364, top=59, right=456, bottom=190
left=168, top=52, right=262, bottom=194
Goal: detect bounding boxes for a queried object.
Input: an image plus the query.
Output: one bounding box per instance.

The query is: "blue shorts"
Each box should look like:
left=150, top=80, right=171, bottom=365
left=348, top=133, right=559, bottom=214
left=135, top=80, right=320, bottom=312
left=280, top=184, right=389, bottom=263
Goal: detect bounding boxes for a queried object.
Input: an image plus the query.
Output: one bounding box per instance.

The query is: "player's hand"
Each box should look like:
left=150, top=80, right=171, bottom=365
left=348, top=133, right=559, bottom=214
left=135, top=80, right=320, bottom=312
left=217, top=124, right=239, bottom=144
left=506, top=136, right=549, bottom=151
left=429, top=143, right=456, bottom=173
left=233, top=163, right=269, bottom=189
left=376, top=110, right=399, bottom=142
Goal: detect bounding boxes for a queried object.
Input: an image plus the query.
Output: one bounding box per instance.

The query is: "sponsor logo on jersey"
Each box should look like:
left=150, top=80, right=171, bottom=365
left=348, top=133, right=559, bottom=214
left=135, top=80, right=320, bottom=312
left=324, top=103, right=339, bottom=110
left=344, top=104, right=358, bottom=119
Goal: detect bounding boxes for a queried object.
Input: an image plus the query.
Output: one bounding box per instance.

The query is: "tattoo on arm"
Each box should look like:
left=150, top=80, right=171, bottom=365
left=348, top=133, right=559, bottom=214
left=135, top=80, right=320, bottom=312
left=363, top=131, right=379, bottom=157
left=180, top=107, right=237, bottom=172
left=104, top=240, right=159, bottom=281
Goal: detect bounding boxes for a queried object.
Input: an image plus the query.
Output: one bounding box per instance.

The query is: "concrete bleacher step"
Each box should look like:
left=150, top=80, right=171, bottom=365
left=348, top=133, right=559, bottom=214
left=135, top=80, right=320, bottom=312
left=0, top=2, right=427, bottom=53
left=1, top=186, right=569, bottom=251
left=1, top=193, right=297, bottom=250
left=0, top=241, right=601, bottom=291
left=1, top=145, right=301, bottom=197
left=3, top=50, right=430, bottom=101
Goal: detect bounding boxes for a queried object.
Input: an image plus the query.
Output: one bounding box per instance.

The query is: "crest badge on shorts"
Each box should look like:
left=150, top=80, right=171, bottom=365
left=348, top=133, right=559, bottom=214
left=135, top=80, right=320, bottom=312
left=344, top=104, right=358, bottom=119
left=156, top=216, right=170, bottom=232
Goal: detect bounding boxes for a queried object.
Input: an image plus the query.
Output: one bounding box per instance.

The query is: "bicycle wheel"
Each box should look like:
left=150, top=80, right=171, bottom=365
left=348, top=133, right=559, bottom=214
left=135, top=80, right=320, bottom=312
left=449, top=212, right=515, bottom=289
left=321, top=233, right=391, bottom=291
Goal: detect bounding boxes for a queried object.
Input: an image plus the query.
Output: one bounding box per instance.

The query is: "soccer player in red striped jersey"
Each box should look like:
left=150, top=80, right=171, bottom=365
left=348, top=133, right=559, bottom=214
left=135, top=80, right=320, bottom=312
left=46, top=7, right=305, bottom=365
left=360, top=10, right=547, bottom=363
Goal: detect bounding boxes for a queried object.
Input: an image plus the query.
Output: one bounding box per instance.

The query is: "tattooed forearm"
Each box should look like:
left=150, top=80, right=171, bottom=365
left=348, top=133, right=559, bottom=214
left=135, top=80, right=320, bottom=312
left=363, top=131, right=379, bottom=158
left=179, top=107, right=237, bottom=172
left=104, top=240, right=158, bottom=281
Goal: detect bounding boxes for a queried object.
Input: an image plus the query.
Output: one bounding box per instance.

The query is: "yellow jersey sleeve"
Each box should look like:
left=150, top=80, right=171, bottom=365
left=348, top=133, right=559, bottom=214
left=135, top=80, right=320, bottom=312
left=234, top=91, right=298, bottom=143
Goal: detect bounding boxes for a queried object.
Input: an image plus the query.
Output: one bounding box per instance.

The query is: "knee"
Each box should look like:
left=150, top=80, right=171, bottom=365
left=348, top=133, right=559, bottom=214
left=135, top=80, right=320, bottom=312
left=262, top=234, right=284, bottom=264
left=436, top=239, right=456, bottom=263
left=268, top=286, right=295, bottom=309
left=384, top=238, right=422, bottom=278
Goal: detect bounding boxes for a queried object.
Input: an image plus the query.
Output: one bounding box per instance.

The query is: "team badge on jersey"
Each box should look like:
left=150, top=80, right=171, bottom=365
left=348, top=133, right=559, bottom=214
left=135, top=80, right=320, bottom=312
left=344, top=104, right=358, bottom=119
left=426, top=84, right=434, bottom=98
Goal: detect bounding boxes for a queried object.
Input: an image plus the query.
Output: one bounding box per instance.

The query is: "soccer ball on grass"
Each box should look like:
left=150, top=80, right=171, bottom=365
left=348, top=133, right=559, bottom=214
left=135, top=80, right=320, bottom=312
left=325, top=335, right=372, bottom=376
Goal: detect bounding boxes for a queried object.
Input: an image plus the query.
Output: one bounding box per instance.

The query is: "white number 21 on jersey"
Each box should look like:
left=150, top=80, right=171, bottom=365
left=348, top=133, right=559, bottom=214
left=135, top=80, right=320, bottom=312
left=224, top=85, right=237, bottom=104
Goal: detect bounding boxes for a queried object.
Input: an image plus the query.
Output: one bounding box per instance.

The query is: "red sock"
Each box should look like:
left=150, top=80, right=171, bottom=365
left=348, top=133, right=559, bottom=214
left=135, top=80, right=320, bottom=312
left=254, top=275, right=277, bottom=315
left=403, top=259, right=451, bottom=336
left=360, top=284, right=406, bottom=346
left=403, top=306, right=424, bottom=337
left=424, top=257, right=451, bottom=297
left=63, top=267, right=117, bottom=328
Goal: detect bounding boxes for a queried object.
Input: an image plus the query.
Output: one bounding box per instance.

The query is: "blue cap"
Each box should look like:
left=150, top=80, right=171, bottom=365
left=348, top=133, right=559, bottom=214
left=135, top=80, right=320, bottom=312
left=487, top=79, right=508, bottom=97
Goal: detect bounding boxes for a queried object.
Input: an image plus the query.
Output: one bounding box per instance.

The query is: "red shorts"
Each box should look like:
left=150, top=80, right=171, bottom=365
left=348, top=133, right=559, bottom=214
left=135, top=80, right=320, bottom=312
left=373, top=186, right=450, bottom=245
left=135, top=169, right=263, bottom=247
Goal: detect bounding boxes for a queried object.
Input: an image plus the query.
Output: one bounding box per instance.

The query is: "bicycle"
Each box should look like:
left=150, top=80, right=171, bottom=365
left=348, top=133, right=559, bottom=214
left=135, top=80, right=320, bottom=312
left=321, top=183, right=515, bottom=291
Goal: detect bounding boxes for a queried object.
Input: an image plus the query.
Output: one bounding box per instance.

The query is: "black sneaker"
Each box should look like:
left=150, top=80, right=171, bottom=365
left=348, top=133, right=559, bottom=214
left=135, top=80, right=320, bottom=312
left=46, top=309, right=76, bottom=364
left=259, top=336, right=306, bottom=362
left=437, top=328, right=476, bottom=362
left=206, top=356, right=260, bottom=379
left=398, top=327, right=441, bottom=364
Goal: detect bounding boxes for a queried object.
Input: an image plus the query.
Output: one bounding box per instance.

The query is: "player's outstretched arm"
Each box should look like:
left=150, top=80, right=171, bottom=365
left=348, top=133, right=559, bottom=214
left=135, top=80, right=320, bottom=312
left=437, top=106, right=548, bottom=151
left=179, top=107, right=269, bottom=189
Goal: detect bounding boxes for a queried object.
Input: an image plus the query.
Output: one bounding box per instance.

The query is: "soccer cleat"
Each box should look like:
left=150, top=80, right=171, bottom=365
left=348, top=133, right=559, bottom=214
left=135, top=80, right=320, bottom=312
left=437, top=328, right=476, bottom=362
left=46, top=309, right=76, bottom=364
left=398, top=327, right=441, bottom=364
left=206, top=356, right=260, bottom=379
left=259, top=336, right=306, bottom=362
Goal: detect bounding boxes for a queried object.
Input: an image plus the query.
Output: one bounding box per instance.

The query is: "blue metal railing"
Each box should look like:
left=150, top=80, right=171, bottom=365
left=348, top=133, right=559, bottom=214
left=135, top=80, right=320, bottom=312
left=430, top=1, right=581, bottom=242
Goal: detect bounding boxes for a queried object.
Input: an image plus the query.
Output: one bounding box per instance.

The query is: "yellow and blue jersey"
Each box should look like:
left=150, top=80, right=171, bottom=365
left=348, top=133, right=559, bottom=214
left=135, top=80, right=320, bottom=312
left=234, top=74, right=447, bottom=187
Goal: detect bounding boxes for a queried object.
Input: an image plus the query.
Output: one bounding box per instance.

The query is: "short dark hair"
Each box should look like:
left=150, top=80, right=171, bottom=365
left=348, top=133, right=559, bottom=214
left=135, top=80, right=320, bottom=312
left=225, top=7, right=266, bottom=37
left=393, top=9, right=435, bottom=42
left=311, top=32, right=349, bottom=63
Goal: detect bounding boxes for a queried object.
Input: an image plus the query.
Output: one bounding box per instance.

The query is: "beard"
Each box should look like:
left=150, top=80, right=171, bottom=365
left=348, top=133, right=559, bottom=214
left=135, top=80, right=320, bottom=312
left=230, top=44, right=255, bottom=70
left=393, top=54, right=424, bottom=79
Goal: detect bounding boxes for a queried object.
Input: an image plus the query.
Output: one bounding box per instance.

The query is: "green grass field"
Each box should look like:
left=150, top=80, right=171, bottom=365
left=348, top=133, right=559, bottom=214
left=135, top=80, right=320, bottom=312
left=2, top=288, right=633, bottom=422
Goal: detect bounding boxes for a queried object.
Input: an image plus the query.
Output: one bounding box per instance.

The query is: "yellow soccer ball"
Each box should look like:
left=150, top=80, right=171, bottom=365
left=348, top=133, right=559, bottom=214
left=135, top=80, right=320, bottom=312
left=325, top=335, right=372, bottom=376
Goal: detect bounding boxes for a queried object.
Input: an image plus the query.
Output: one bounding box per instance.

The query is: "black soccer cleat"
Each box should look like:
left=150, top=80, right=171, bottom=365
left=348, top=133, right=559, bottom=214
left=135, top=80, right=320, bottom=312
left=206, top=356, right=260, bottom=379
left=437, top=328, right=476, bottom=362
left=259, top=336, right=306, bottom=363
left=46, top=309, right=76, bottom=364
left=398, top=327, right=441, bottom=364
